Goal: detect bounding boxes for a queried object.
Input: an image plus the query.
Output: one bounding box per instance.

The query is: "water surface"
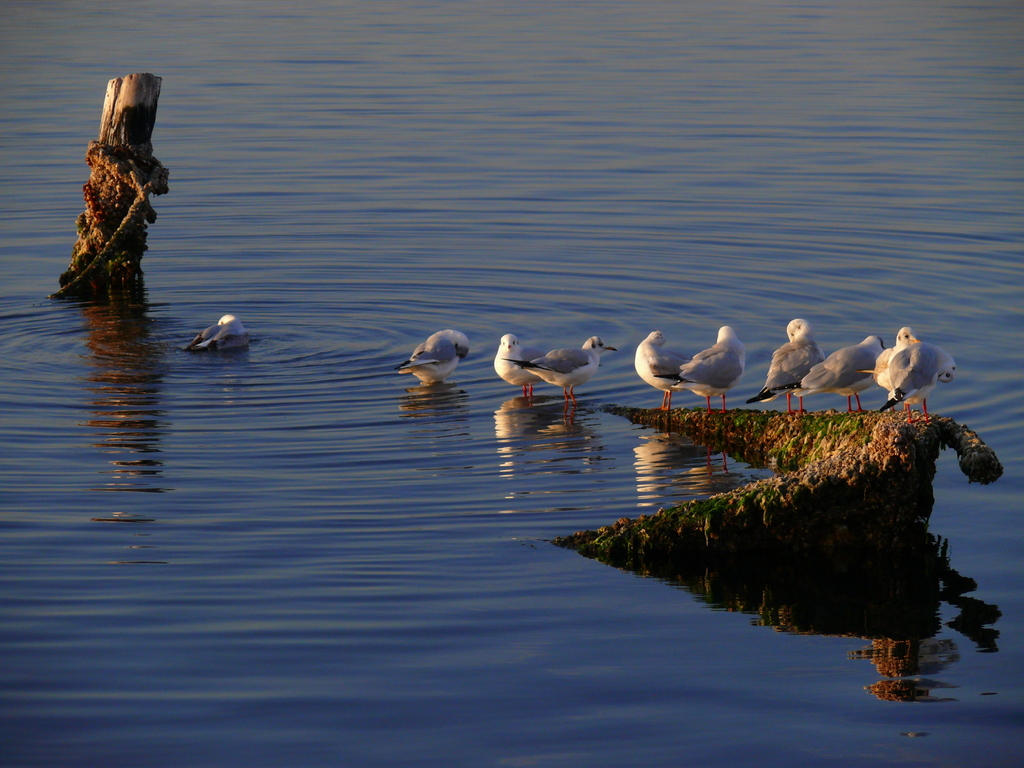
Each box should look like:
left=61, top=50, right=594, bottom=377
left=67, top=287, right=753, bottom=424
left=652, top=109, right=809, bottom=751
left=1, top=1, right=1023, bottom=766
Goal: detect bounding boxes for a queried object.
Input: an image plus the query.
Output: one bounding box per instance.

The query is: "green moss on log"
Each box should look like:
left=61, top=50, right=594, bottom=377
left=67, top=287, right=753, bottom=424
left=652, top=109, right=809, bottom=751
left=554, top=408, right=1002, bottom=567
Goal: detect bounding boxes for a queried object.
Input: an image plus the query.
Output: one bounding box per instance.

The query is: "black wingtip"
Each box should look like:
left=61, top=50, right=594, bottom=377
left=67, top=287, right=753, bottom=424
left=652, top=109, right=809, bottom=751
left=746, top=388, right=772, bottom=403
left=879, top=388, right=906, bottom=412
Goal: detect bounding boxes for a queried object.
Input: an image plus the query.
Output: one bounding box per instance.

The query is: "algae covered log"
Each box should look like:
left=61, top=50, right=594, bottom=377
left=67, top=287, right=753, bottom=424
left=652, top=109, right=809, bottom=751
left=52, top=73, right=168, bottom=300
left=554, top=408, right=1002, bottom=567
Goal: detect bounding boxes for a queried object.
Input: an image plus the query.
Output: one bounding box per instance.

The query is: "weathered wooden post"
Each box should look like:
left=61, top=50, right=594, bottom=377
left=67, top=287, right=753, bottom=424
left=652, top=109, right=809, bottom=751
left=52, top=73, right=169, bottom=299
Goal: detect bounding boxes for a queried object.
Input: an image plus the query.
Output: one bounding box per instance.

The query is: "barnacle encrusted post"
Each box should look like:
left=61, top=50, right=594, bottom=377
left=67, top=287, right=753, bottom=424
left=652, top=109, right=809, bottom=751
left=52, top=73, right=168, bottom=299
left=554, top=408, right=1002, bottom=568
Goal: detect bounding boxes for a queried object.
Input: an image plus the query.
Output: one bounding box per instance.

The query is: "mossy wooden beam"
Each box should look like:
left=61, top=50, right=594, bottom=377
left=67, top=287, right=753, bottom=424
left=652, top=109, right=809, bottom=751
left=554, top=408, right=1002, bottom=567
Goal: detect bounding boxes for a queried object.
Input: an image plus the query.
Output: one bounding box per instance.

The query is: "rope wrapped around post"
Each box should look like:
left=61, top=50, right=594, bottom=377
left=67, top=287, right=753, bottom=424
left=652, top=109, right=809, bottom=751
left=52, top=73, right=168, bottom=300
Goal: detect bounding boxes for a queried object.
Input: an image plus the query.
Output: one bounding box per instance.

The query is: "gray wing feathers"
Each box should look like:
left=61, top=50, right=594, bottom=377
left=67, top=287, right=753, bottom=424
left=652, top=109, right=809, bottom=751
left=646, top=348, right=690, bottom=377
left=803, top=346, right=875, bottom=390
left=407, top=338, right=457, bottom=366
left=536, top=348, right=590, bottom=373
left=766, top=341, right=824, bottom=388
left=681, top=348, right=742, bottom=388
left=891, top=345, right=940, bottom=393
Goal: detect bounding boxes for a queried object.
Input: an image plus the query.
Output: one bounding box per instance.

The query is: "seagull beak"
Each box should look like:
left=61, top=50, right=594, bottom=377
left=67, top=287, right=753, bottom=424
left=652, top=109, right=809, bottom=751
left=605, top=346, right=618, bottom=351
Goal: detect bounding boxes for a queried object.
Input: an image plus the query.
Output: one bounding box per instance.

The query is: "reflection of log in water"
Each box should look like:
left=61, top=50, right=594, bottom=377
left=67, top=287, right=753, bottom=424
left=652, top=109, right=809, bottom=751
left=556, top=408, right=1003, bottom=562
left=637, top=541, right=998, bottom=650
left=635, top=541, right=1000, bottom=702
left=81, top=299, right=168, bottom=498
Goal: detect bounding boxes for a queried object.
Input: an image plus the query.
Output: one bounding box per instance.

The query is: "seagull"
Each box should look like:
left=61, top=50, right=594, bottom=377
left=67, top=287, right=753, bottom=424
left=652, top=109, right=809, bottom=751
left=494, top=334, right=544, bottom=396
left=634, top=330, right=692, bottom=410
left=879, top=341, right=956, bottom=423
left=396, top=329, right=470, bottom=385
left=790, top=335, right=886, bottom=412
left=657, top=326, right=745, bottom=413
left=746, top=318, right=824, bottom=413
left=185, top=314, right=250, bottom=351
left=870, top=326, right=919, bottom=391
left=505, top=336, right=617, bottom=405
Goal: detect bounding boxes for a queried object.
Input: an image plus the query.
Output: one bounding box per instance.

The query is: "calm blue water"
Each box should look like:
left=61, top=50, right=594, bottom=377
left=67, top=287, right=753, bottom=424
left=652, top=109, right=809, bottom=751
left=2, top=1, right=1023, bottom=765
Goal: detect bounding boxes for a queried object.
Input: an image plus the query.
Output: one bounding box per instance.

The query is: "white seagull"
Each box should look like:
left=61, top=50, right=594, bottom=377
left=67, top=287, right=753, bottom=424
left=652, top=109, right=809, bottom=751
left=396, top=329, right=470, bottom=385
left=792, top=335, right=886, bottom=412
left=494, top=334, right=544, bottom=396
left=879, top=341, right=956, bottom=423
left=870, top=326, right=919, bottom=391
left=185, top=314, right=250, bottom=351
left=746, top=318, right=824, bottom=413
left=505, top=336, right=617, bottom=405
left=634, top=330, right=692, bottom=410
left=657, top=326, right=745, bottom=413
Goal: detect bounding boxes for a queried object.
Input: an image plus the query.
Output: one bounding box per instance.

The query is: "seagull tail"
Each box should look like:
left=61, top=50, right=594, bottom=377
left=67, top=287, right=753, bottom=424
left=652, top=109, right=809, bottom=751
left=879, top=388, right=906, bottom=412
left=746, top=387, right=775, bottom=404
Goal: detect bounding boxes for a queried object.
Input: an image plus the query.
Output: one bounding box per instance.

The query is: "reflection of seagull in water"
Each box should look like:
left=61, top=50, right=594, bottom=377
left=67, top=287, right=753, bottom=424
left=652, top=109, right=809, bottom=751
left=746, top=318, right=823, bottom=413
left=396, top=329, right=470, bottom=385
left=657, top=326, right=745, bottom=413
left=505, top=336, right=616, bottom=406
left=185, top=314, right=250, bottom=351
left=787, top=335, right=886, bottom=412
left=635, top=330, right=691, bottom=410
left=633, top=436, right=724, bottom=505
left=494, top=334, right=544, bottom=396
left=879, top=341, right=956, bottom=423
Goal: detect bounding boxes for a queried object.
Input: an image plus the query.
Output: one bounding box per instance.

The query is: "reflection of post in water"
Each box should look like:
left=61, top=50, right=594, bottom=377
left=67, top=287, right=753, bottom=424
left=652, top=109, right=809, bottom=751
left=80, top=299, right=168, bottom=502
left=633, top=540, right=1000, bottom=703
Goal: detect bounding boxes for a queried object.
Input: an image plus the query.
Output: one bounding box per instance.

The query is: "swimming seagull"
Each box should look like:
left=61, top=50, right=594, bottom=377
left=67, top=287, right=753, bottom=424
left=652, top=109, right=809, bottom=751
left=879, top=341, right=956, bottom=423
left=396, top=329, right=470, bottom=385
left=746, top=318, right=824, bottom=413
left=494, top=334, right=544, bottom=396
left=657, top=326, right=745, bottom=413
left=185, top=314, right=250, bottom=351
left=634, top=330, right=692, bottom=410
left=505, top=336, right=617, bottom=405
left=789, top=335, right=886, bottom=412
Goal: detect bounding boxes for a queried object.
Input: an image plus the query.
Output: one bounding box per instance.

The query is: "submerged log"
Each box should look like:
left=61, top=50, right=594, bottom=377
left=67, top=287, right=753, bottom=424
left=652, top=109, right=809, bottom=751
left=554, top=408, right=1002, bottom=567
left=52, top=73, right=168, bottom=300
